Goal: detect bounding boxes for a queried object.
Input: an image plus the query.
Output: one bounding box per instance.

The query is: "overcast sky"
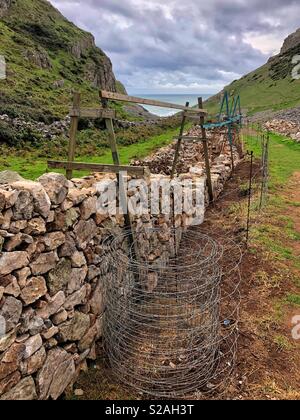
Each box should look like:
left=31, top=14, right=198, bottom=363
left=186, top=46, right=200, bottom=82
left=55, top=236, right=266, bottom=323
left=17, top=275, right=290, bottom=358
left=50, top=0, right=300, bottom=94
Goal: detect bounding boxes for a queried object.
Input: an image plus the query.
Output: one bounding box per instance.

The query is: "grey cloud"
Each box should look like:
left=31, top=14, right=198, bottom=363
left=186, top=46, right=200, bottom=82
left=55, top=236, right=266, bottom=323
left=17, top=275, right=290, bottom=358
left=51, top=0, right=300, bottom=92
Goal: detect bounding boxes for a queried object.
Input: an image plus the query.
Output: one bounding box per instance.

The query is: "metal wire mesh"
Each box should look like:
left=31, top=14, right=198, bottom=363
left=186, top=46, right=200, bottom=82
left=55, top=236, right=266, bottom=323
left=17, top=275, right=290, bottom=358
left=103, top=228, right=241, bottom=398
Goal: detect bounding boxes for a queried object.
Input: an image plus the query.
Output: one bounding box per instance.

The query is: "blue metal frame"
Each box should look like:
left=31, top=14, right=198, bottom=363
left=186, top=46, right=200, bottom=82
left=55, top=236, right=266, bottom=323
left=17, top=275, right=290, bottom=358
left=203, top=115, right=241, bottom=129
left=217, top=91, right=230, bottom=122
left=204, top=91, right=242, bottom=129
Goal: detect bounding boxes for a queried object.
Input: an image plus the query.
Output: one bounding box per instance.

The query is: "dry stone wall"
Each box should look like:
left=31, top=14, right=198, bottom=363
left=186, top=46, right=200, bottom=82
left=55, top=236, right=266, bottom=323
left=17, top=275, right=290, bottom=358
left=0, top=137, right=240, bottom=400
left=0, top=113, right=164, bottom=144
left=133, top=126, right=241, bottom=200
left=264, top=119, right=300, bottom=142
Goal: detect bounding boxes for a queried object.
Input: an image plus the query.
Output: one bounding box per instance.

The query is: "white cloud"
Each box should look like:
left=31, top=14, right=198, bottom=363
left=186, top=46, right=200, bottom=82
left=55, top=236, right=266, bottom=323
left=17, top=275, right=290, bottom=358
left=244, top=32, right=286, bottom=55
left=50, top=0, right=300, bottom=93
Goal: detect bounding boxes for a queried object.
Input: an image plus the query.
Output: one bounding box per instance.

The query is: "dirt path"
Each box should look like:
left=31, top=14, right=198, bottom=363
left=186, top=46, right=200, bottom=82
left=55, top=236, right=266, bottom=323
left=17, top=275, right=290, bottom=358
left=198, top=165, right=300, bottom=400
left=71, top=163, right=300, bottom=401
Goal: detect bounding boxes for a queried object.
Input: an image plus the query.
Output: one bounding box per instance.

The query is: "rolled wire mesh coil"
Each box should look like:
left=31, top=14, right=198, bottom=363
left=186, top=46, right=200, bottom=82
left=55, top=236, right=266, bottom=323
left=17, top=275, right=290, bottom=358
left=103, top=228, right=241, bottom=398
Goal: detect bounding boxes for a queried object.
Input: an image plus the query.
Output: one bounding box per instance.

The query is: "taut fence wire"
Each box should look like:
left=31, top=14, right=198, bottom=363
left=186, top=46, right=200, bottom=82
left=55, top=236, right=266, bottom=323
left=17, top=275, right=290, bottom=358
left=103, top=228, right=242, bottom=398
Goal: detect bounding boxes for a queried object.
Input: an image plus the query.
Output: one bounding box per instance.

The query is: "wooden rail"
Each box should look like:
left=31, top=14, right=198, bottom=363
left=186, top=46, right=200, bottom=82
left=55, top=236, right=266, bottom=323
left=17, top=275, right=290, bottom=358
left=100, top=90, right=207, bottom=114
left=48, top=161, right=150, bottom=177
left=69, top=108, right=116, bottom=119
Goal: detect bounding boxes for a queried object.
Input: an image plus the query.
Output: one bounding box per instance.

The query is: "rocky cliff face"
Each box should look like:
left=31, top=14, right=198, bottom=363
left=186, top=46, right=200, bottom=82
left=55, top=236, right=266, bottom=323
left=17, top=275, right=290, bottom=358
left=280, top=28, right=300, bottom=55
left=0, top=0, right=121, bottom=121
left=68, top=32, right=116, bottom=91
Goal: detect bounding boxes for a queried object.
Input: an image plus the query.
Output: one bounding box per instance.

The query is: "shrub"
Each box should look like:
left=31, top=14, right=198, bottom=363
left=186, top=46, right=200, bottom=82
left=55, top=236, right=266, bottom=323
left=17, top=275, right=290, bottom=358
left=0, top=121, right=18, bottom=146
left=0, top=120, right=43, bottom=147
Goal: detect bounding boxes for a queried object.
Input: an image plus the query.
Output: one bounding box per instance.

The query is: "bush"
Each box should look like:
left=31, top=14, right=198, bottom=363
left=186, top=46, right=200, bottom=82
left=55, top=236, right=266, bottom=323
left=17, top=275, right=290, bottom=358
left=0, top=120, right=43, bottom=147
left=78, top=118, right=93, bottom=131
left=0, top=121, right=18, bottom=146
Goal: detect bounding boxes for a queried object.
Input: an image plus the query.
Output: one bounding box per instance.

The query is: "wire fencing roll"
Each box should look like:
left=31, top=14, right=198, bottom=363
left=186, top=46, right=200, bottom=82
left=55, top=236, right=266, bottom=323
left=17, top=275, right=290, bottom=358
left=103, top=228, right=241, bottom=398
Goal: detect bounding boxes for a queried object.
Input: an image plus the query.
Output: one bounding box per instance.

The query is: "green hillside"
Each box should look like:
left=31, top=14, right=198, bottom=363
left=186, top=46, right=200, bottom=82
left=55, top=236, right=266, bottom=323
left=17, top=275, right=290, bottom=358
left=205, top=43, right=300, bottom=116
left=0, top=0, right=126, bottom=122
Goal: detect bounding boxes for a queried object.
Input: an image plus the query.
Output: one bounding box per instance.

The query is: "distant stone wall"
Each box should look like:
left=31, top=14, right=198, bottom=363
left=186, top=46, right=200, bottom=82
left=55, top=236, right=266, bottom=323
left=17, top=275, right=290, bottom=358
left=0, top=142, right=240, bottom=400
left=0, top=113, right=164, bottom=144
left=133, top=127, right=241, bottom=199
left=264, top=119, right=300, bottom=142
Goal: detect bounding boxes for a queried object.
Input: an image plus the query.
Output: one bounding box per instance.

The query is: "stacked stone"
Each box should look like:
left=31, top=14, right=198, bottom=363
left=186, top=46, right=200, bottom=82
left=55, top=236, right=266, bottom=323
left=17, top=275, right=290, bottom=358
left=132, top=141, right=204, bottom=175
left=210, top=143, right=241, bottom=199
left=132, top=128, right=241, bottom=200
left=0, top=173, right=122, bottom=400
left=0, top=133, right=241, bottom=400
left=0, top=171, right=196, bottom=400
left=264, top=119, right=300, bottom=142
left=131, top=127, right=238, bottom=176
left=0, top=115, right=71, bottom=140
left=0, top=114, right=166, bottom=142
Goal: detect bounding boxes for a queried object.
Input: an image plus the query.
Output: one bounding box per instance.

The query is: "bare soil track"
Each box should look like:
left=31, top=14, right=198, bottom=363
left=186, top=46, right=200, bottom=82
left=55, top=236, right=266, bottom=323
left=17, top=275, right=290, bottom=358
left=72, top=162, right=300, bottom=401
left=199, top=163, right=300, bottom=400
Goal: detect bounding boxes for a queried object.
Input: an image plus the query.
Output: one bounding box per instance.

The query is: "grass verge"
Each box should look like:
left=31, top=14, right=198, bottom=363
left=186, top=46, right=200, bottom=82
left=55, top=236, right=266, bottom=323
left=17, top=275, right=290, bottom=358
left=243, top=129, right=300, bottom=330
left=1, top=125, right=182, bottom=179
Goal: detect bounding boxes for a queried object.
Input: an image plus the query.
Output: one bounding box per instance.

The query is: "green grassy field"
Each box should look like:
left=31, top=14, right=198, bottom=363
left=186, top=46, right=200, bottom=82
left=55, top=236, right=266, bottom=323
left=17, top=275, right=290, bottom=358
left=0, top=125, right=183, bottom=179
left=244, top=131, right=300, bottom=186
left=244, top=129, right=300, bottom=305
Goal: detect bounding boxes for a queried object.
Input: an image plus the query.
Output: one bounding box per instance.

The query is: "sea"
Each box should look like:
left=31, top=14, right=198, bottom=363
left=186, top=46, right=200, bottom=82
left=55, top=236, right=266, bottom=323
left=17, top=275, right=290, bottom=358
left=129, top=93, right=212, bottom=117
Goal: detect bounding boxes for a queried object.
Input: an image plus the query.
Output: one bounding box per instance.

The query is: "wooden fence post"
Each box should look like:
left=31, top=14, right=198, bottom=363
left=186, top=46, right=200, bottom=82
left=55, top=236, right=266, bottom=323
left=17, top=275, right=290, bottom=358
left=171, top=102, right=189, bottom=178
left=66, top=92, right=81, bottom=180
left=227, top=123, right=235, bottom=173
left=100, top=92, right=139, bottom=266
left=199, top=97, right=214, bottom=203
left=100, top=96, right=128, bottom=216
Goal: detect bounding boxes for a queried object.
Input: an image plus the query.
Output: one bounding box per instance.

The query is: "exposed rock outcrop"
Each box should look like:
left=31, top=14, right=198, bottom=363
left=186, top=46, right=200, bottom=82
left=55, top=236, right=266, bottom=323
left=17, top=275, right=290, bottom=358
left=70, top=35, right=95, bottom=59
left=280, top=28, right=300, bottom=55
left=25, top=48, right=52, bottom=70
left=70, top=34, right=117, bottom=91
left=84, top=58, right=116, bottom=91
left=205, top=26, right=300, bottom=116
